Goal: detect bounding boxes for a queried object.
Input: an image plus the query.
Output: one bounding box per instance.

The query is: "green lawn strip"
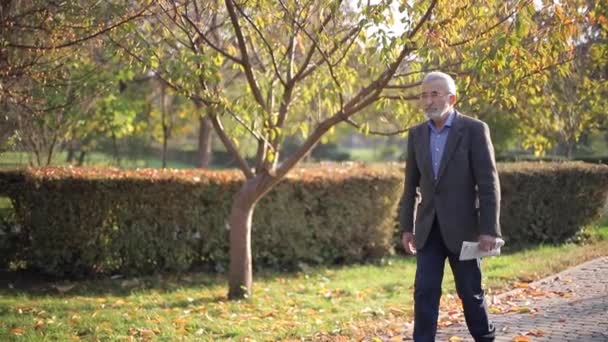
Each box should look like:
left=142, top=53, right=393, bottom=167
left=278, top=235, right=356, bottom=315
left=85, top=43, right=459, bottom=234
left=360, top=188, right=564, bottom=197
left=0, top=151, right=194, bottom=170
left=0, top=227, right=606, bottom=341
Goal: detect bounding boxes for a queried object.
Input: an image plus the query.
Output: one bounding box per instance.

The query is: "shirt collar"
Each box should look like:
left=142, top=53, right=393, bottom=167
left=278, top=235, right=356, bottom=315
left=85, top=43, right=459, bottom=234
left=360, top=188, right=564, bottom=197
left=427, top=110, right=456, bottom=131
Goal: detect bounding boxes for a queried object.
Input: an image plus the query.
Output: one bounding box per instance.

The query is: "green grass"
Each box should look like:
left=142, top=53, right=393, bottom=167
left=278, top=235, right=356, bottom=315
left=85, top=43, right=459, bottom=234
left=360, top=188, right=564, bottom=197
left=1, top=225, right=607, bottom=341
left=346, top=147, right=380, bottom=162
left=0, top=151, right=194, bottom=170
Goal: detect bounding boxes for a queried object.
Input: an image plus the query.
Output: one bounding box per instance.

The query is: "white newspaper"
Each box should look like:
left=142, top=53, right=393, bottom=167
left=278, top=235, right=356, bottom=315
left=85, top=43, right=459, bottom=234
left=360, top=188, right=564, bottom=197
left=459, top=238, right=505, bottom=261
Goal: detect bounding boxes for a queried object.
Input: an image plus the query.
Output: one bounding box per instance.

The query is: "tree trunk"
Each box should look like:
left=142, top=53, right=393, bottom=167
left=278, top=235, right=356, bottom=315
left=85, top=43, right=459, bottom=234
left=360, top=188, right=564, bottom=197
left=161, top=132, right=168, bottom=168
left=198, top=116, right=213, bottom=168
left=77, top=151, right=87, bottom=166
left=566, top=142, right=574, bottom=159
left=111, top=133, right=121, bottom=167
left=66, top=141, right=75, bottom=163
left=228, top=179, right=260, bottom=299
left=160, top=84, right=168, bottom=169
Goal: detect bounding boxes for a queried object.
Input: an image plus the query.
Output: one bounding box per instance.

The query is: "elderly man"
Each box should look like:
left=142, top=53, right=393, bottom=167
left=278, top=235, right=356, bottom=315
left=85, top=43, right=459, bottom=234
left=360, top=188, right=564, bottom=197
left=400, top=71, right=501, bottom=342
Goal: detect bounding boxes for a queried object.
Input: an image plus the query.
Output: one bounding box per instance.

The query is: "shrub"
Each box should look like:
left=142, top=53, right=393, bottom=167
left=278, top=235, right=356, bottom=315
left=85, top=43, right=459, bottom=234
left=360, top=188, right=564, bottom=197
left=0, top=164, right=402, bottom=276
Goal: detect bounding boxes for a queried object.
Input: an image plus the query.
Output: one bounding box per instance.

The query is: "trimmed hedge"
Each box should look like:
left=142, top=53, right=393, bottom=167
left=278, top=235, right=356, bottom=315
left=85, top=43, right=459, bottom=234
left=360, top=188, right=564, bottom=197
left=498, top=162, right=608, bottom=247
left=0, top=165, right=403, bottom=276
left=1, top=162, right=607, bottom=277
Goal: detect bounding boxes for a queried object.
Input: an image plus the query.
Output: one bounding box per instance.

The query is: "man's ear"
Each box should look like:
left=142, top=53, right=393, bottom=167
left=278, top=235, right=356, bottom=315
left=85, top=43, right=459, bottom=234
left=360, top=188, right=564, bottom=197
left=449, top=94, right=457, bottom=105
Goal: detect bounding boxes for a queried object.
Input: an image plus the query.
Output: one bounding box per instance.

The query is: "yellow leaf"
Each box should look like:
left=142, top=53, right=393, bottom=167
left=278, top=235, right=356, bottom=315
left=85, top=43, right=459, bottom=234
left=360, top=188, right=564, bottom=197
left=489, top=306, right=503, bottom=314
left=34, top=319, right=45, bottom=330
left=518, top=307, right=532, bottom=313
left=172, top=317, right=188, bottom=326
left=449, top=336, right=463, bottom=342
left=512, top=336, right=531, bottom=342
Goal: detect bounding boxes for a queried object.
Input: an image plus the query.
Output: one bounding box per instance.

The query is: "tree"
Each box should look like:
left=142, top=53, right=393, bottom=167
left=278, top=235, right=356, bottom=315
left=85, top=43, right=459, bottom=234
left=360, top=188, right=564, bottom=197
left=0, top=0, right=152, bottom=160
left=199, top=0, right=598, bottom=299
left=6, top=0, right=595, bottom=298
left=454, top=0, right=607, bottom=156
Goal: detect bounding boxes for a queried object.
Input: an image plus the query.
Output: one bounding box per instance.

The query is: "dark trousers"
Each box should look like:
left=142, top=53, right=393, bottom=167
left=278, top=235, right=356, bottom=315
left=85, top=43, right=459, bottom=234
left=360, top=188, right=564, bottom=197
left=413, top=218, right=495, bottom=342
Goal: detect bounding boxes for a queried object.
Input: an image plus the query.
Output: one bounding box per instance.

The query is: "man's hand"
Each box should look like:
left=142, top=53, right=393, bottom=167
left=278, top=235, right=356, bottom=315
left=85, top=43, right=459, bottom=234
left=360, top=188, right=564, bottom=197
left=478, top=234, right=497, bottom=252
left=402, top=232, right=416, bottom=255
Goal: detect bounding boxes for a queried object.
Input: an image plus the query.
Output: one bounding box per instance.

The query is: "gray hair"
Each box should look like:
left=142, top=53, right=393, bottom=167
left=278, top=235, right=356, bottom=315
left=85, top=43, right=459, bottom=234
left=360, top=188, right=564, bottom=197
left=422, top=71, right=457, bottom=96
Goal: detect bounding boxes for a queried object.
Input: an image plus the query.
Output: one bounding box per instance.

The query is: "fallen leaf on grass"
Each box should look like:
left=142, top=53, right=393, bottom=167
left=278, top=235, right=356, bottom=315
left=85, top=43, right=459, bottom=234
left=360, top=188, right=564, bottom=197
left=128, top=327, right=157, bottom=337
left=175, top=328, right=189, bottom=335
left=513, top=282, right=530, bottom=289
left=34, top=319, right=45, bottom=330
left=388, top=307, right=406, bottom=316
left=172, top=317, right=188, bottom=326
left=113, top=299, right=126, bottom=307
left=10, top=328, right=25, bottom=335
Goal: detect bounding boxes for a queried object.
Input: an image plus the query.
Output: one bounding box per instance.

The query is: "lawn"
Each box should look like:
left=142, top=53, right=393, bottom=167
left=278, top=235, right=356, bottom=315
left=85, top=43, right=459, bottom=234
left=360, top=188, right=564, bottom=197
left=0, top=151, right=194, bottom=170
left=0, top=223, right=607, bottom=341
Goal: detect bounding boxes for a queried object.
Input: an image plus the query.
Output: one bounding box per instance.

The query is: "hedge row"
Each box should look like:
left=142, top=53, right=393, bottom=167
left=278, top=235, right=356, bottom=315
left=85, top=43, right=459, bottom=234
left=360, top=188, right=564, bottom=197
left=1, top=162, right=607, bottom=277
left=498, top=162, right=608, bottom=246
left=0, top=165, right=403, bottom=276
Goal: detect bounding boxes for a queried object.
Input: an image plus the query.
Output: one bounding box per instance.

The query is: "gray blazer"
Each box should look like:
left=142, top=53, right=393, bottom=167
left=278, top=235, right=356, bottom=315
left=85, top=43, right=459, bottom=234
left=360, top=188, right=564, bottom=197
left=399, top=111, right=501, bottom=255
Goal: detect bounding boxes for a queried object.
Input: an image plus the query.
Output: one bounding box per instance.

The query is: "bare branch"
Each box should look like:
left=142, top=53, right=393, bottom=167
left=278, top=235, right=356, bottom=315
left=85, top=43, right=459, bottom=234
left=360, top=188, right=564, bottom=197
left=408, top=0, right=437, bottom=39
left=448, top=1, right=526, bottom=47
left=209, top=113, right=255, bottom=178
left=8, top=3, right=154, bottom=50
left=108, top=36, right=213, bottom=107
left=233, top=1, right=286, bottom=86
left=225, top=108, right=275, bottom=152
left=289, top=0, right=343, bottom=81
left=342, top=0, right=437, bottom=116
left=181, top=13, right=243, bottom=64
left=275, top=114, right=343, bottom=178
left=380, top=94, right=419, bottom=101
left=343, top=117, right=409, bottom=136
left=384, top=81, right=422, bottom=90
left=224, top=0, right=268, bottom=110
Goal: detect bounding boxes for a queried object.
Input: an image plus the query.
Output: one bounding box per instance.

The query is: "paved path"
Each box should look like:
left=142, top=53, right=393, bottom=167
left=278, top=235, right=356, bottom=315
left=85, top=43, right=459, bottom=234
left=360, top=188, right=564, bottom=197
left=404, top=256, right=608, bottom=341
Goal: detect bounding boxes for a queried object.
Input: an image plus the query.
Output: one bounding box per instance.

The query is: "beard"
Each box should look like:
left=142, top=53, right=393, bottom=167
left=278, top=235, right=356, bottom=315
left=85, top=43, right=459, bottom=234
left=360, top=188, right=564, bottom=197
left=424, top=107, right=448, bottom=120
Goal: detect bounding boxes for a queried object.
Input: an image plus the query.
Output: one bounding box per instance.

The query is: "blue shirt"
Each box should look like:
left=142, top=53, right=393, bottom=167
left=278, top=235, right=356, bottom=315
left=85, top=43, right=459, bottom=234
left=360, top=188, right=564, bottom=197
left=427, top=111, right=455, bottom=179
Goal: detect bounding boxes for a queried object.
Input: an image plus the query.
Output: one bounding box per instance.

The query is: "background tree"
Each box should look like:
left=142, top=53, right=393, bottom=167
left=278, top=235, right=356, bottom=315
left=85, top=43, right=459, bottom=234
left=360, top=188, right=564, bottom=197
left=2, top=0, right=604, bottom=299
left=181, top=0, right=603, bottom=299
left=0, top=0, right=151, bottom=161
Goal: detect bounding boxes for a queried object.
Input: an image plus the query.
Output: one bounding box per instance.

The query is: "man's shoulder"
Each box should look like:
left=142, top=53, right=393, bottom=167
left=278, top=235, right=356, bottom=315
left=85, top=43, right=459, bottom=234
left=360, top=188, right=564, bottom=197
left=408, top=121, right=427, bottom=135
left=455, top=112, right=487, bottom=129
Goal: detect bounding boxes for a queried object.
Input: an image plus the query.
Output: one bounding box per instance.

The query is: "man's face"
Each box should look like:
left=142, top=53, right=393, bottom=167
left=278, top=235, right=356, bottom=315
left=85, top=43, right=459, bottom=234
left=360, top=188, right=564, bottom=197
left=419, top=79, right=454, bottom=120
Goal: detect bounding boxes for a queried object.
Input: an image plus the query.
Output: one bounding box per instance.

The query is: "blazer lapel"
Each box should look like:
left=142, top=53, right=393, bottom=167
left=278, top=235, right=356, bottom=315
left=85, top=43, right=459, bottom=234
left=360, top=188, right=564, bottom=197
left=436, top=112, right=464, bottom=183
left=418, top=123, right=433, bottom=178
